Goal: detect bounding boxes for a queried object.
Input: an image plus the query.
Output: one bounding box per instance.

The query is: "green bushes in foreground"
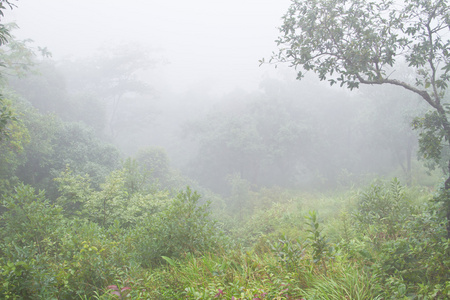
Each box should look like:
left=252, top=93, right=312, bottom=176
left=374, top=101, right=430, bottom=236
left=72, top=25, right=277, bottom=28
left=0, top=178, right=449, bottom=299
left=0, top=180, right=219, bottom=298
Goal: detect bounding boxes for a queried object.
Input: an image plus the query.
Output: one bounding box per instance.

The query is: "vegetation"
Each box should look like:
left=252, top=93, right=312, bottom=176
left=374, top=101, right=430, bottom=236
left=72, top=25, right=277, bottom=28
left=0, top=0, right=449, bottom=299
left=1, top=176, right=449, bottom=299
left=269, top=0, right=450, bottom=237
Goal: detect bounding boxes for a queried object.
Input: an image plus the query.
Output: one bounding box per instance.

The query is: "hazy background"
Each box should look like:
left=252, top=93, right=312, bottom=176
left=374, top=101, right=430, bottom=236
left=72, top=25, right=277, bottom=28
left=5, top=0, right=291, bottom=94
left=2, top=0, right=435, bottom=194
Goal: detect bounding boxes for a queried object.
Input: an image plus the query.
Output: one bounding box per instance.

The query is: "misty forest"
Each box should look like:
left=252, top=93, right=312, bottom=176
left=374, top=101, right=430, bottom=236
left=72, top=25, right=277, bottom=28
left=0, top=0, right=449, bottom=299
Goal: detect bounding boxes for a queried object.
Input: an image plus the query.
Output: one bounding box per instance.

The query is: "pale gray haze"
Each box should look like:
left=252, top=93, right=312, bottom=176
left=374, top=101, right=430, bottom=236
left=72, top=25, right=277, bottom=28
left=5, top=0, right=291, bottom=94
left=2, top=0, right=429, bottom=192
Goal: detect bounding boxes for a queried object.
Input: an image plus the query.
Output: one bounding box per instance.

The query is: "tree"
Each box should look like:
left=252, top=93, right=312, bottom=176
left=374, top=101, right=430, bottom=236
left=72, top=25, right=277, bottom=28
left=59, top=44, right=156, bottom=139
left=0, top=30, right=40, bottom=141
left=13, top=104, right=120, bottom=198
left=0, top=92, right=15, bottom=140
left=135, top=147, right=171, bottom=186
left=0, top=96, right=29, bottom=192
left=0, top=1, right=50, bottom=142
left=184, top=88, right=314, bottom=192
left=270, top=0, right=450, bottom=237
left=0, top=0, right=19, bottom=140
left=0, top=1, right=16, bottom=47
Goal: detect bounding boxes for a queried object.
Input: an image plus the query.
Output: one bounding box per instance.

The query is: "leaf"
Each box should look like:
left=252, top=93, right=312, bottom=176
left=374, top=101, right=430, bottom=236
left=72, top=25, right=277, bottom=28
left=161, top=256, right=176, bottom=267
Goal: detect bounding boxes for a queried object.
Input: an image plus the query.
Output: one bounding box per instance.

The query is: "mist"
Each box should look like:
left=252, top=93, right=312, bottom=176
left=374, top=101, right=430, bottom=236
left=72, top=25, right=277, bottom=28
left=3, top=0, right=436, bottom=194
left=5, top=0, right=291, bottom=94
left=1, top=1, right=448, bottom=298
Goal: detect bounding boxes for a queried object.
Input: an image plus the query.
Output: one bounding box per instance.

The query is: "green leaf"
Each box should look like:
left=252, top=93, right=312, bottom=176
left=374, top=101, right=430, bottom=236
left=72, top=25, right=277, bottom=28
left=161, top=256, right=176, bottom=267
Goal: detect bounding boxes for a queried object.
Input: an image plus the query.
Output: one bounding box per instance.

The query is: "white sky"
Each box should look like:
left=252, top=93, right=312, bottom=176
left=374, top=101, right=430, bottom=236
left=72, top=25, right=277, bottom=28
left=4, top=0, right=292, bottom=94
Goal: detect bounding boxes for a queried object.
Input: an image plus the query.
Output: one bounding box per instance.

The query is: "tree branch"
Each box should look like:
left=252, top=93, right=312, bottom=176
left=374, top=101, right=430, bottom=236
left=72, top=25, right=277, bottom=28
left=426, top=15, right=440, bottom=105
left=355, top=73, right=437, bottom=108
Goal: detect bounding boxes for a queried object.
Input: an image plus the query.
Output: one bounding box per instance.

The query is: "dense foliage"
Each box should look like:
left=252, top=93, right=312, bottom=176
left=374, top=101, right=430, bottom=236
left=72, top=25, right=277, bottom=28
left=0, top=0, right=449, bottom=299
left=1, top=176, right=449, bottom=299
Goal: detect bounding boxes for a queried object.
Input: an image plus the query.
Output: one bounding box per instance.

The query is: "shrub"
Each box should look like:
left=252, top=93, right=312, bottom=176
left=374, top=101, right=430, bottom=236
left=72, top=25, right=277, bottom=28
left=0, top=183, right=63, bottom=252
left=373, top=200, right=450, bottom=298
left=133, top=187, right=220, bottom=267
left=305, top=211, right=334, bottom=275
left=355, top=178, right=412, bottom=238
left=55, top=167, right=171, bottom=228
left=0, top=184, right=64, bottom=298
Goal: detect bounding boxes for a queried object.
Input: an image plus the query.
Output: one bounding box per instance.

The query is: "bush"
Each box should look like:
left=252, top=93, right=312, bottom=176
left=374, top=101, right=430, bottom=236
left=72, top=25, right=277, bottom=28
left=55, top=167, right=171, bottom=228
left=373, top=200, right=450, bottom=298
left=0, top=184, right=64, bottom=298
left=0, top=183, right=63, bottom=252
left=133, top=187, right=220, bottom=267
left=355, top=178, right=412, bottom=238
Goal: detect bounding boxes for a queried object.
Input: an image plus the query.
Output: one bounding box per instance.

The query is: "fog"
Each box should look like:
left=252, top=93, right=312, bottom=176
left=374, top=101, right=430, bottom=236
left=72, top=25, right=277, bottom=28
left=1, top=2, right=449, bottom=298
left=5, top=0, right=290, bottom=94
left=3, top=0, right=433, bottom=194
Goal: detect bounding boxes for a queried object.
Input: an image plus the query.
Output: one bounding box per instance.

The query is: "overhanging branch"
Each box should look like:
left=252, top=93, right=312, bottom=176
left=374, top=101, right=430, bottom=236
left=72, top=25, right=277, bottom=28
left=355, top=74, right=437, bottom=109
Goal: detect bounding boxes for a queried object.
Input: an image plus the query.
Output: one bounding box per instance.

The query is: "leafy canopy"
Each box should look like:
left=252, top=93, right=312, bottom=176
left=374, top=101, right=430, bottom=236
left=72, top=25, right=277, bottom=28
left=0, top=0, right=16, bottom=46
left=271, top=0, right=450, bottom=105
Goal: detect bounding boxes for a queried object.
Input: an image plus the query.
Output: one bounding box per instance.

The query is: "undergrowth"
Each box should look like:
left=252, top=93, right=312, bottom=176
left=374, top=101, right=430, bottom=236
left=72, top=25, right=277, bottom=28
left=0, top=178, right=449, bottom=299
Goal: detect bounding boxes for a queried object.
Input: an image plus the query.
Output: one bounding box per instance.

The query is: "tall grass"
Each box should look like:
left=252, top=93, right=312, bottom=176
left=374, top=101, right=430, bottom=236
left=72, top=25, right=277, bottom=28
left=300, top=263, right=382, bottom=300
